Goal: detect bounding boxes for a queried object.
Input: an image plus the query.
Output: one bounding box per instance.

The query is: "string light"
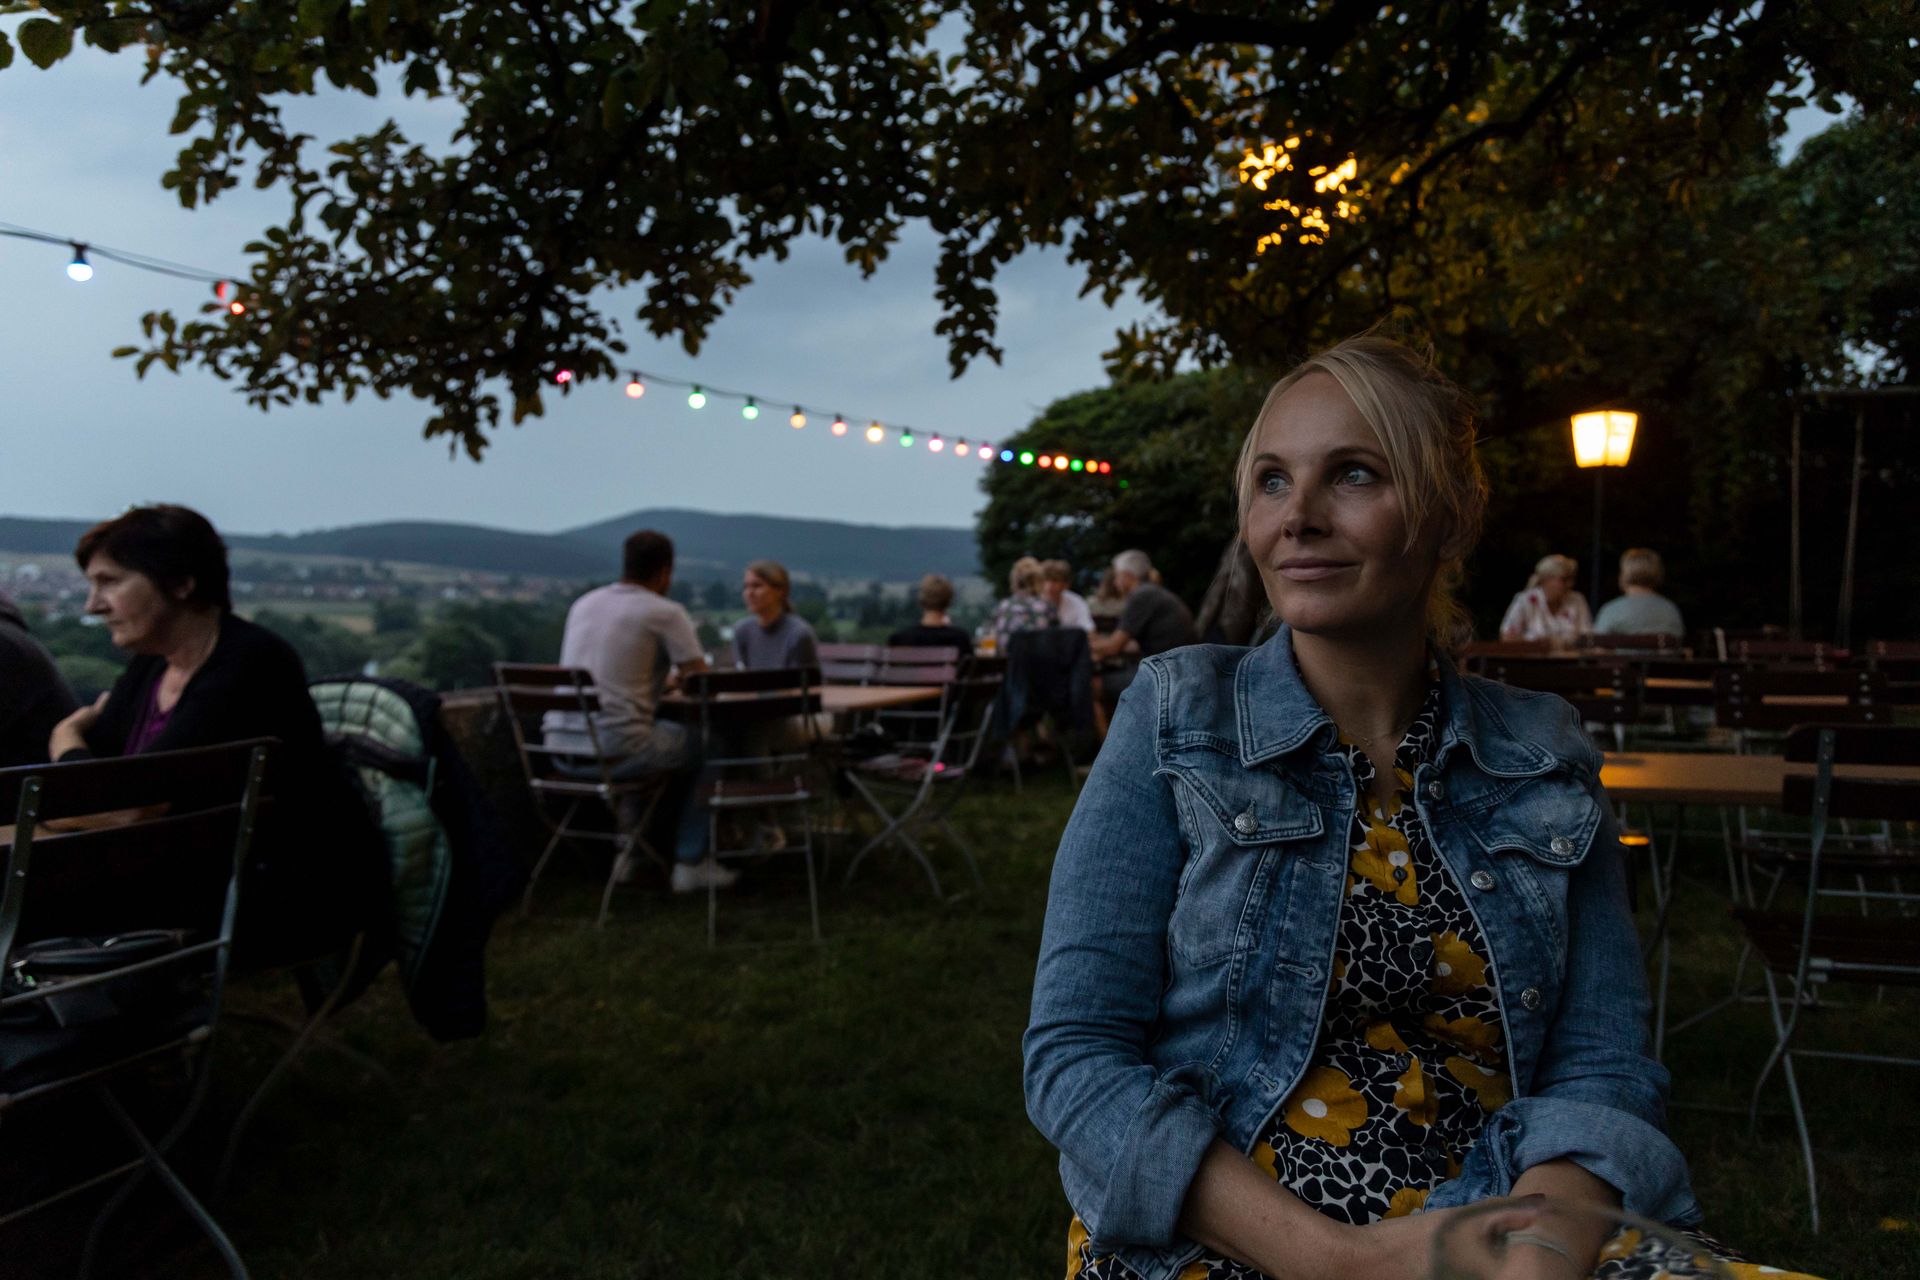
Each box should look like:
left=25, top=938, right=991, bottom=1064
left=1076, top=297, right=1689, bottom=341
left=2, top=215, right=1129, bottom=483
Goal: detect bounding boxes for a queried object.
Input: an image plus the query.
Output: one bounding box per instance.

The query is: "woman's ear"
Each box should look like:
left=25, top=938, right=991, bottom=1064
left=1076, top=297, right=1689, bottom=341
left=174, top=577, right=198, bottom=603
left=1435, top=519, right=1468, bottom=564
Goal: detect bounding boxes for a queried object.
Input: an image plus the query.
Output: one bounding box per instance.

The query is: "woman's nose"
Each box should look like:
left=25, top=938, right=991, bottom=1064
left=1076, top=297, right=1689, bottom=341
left=1281, top=489, right=1329, bottom=539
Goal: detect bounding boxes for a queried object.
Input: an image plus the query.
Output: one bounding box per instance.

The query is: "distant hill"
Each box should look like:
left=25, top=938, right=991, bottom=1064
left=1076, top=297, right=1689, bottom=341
left=0, top=509, right=979, bottom=583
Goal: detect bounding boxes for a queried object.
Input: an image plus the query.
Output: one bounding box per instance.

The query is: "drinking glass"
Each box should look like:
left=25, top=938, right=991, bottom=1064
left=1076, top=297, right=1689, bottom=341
left=1429, top=1197, right=1733, bottom=1280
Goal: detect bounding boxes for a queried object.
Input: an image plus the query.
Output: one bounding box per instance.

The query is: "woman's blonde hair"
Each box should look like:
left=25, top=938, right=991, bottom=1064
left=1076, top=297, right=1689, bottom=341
left=1618, top=547, right=1664, bottom=590
left=1235, top=335, right=1488, bottom=652
left=1527, top=554, right=1578, bottom=589
left=745, top=559, right=792, bottom=612
left=1009, top=555, right=1043, bottom=594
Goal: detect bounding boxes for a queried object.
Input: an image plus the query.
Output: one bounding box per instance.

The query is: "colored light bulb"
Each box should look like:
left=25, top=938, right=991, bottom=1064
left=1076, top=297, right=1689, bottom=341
left=832, top=416, right=849, bottom=436
left=688, top=386, right=707, bottom=409
left=999, top=449, right=1013, bottom=462
left=625, top=376, right=646, bottom=399
left=928, top=435, right=944, bottom=453
left=1019, top=451, right=1034, bottom=465
left=790, top=408, right=806, bottom=429
left=554, top=369, right=573, bottom=385
left=65, top=246, right=92, bottom=283
left=865, top=423, right=884, bottom=443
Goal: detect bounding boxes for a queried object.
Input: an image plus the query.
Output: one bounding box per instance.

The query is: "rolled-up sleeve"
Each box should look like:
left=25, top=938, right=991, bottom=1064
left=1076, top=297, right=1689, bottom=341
left=1429, top=780, right=1700, bottom=1223
left=1023, top=663, right=1222, bottom=1250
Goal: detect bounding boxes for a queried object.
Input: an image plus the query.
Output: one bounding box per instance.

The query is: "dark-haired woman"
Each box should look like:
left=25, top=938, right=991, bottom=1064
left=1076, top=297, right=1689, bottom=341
left=48, top=505, right=381, bottom=968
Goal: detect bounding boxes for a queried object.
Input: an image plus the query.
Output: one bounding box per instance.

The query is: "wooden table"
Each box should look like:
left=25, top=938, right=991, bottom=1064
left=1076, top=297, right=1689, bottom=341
left=1602, top=750, right=1920, bottom=807
left=659, top=683, right=943, bottom=719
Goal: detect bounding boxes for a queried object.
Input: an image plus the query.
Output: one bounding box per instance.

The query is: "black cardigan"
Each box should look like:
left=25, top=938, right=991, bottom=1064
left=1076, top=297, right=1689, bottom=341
left=69, top=613, right=384, bottom=969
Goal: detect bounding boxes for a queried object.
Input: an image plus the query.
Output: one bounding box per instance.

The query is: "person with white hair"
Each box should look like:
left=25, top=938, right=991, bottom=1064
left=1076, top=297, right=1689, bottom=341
left=1592, top=548, right=1685, bottom=639
left=1089, top=549, right=1199, bottom=666
left=1497, top=553, right=1592, bottom=645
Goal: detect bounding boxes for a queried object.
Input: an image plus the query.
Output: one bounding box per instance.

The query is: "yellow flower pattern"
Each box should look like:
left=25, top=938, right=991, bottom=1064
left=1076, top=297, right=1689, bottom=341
left=1383, top=1186, right=1429, bottom=1219
left=1282, top=1066, right=1368, bottom=1146
left=1349, top=818, right=1419, bottom=906
left=1445, top=1054, right=1514, bottom=1111
left=1392, top=1055, right=1437, bottom=1126
left=1431, top=931, right=1488, bottom=996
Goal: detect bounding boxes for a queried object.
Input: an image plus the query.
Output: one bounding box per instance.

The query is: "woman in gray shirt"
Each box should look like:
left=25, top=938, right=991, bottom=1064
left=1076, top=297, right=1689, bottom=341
left=732, top=559, right=821, bottom=670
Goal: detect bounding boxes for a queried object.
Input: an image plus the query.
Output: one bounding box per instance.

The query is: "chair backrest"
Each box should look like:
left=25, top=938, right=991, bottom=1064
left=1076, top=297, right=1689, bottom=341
left=817, top=643, right=882, bottom=685
left=934, top=674, right=1006, bottom=772
left=1460, top=639, right=1554, bottom=671
left=492, top=662, right=617, bottom=785
left=1480, top=659, right=1641, bottom=724
left=0, top=741, right=271, bottom=1011
left=880, top=644, right=960, bottom=671
left=1635, top=658, right=1729, bottom=708
left=1779, top=724, right=1920, bottom=820
left=680, top=666, right=823, bottom=730
left=1731, top=637, right=1844, bottom=667
left=1866, top=640, right=1920, bottom=686
left=1714, top=667, right=1888, bottom=733
left=1584, top=632, right=1680, bottom=654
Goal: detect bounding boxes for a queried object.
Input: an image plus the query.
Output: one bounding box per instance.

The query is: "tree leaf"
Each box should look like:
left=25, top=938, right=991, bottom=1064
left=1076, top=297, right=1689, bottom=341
left=17, top=18, right=72, bottom=70
left=0, top=30, right=15, bottom=71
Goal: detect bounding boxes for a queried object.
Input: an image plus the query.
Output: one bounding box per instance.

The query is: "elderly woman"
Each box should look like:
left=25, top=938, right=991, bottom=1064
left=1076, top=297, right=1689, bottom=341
left=1593, top=548, right=1685, bottom=639
left=731, top=559, right=820, bottom=670
left=48, top=505, right=380, bottom=968
left=1025, top=339, right=1790, bottom=1280
left=1498, top=553, right=1592, bottom=646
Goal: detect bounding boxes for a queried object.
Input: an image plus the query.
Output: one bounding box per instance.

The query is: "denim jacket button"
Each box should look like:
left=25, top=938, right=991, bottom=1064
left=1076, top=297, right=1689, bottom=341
left=1549, top=835, right=1574, bottom=857
left=1469, top=870, right=1496, bottom=892
left=1233, top=811, right=1257, bottom=835
left=1520, top=986, right=1543, bottom=1011
left=1426, top=780, right=1445, bottom=801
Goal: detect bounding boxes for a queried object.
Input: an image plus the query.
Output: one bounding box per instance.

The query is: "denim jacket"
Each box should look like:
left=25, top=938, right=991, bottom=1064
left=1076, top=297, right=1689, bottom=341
left=1023, top=630, right=1698, bottom=1280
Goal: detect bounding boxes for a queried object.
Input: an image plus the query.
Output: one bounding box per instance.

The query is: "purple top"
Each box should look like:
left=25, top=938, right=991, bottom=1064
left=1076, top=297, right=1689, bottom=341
left=125, top=682, right=176, bottom=754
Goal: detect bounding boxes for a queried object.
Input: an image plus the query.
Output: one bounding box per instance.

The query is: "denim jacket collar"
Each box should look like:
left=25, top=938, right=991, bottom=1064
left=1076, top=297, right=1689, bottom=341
left=1232, top=627, right=1560, bottom=779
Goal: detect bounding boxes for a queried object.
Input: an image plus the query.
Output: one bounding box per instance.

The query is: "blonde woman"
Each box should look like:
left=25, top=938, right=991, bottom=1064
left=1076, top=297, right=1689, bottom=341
left=1025, top=338, right=1795, bottom=1280
left=1498, top=553, right=1592, bottom=645
left=990, top=554, right=1057, bottom=648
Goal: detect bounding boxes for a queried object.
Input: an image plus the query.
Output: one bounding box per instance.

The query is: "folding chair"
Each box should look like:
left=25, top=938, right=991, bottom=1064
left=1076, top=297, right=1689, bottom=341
left=841, top=669, right=1003, bottom=897
left=873, top=646, right=961, bottom=746
left=493, top=662, right=670, bottom=926
left=1584, top=632, right=1682, bottom=656
left=682, top=667, right=825, bottom=946
left=1867, top=640, right=1920, bottom=705
left=0, top=740, right=272, bottom=1280
left=817, top=642, right=882, bottom=686
left=1732, top=725, right=1920, bottom=1232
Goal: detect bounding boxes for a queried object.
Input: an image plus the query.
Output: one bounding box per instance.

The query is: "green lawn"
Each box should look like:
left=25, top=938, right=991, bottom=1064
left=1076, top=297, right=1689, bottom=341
left=23, top=776, right=1920, bottom=1278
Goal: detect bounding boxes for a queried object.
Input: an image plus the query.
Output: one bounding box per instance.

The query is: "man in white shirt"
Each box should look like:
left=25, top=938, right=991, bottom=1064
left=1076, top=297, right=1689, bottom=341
left=545, top=530, right=732, bottom=892
left=1040, top=559, right=1095, bottom=633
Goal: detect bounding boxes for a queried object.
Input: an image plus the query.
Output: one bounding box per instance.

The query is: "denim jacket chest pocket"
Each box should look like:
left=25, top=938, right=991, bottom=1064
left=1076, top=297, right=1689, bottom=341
left=1158, top=752, right=1326, bottom=969
left=1446, top=768, right=1606, bottom=960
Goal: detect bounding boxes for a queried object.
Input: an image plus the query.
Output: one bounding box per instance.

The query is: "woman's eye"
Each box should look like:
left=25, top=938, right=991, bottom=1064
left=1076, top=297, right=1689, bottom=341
left=1337, top=464, right=1378, bottom=485
left=1259, top=470, right=1288, bottom=495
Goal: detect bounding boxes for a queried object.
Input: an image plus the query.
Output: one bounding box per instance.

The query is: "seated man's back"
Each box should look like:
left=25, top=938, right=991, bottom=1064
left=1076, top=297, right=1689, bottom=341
left=1119, top=581, right=1200, bottom=657
left=545, top=582, right=701, bottom=756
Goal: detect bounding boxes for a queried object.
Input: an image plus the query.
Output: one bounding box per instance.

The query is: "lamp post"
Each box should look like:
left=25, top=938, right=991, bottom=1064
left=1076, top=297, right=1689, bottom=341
left=1570, top=410, right=1638, bottom=607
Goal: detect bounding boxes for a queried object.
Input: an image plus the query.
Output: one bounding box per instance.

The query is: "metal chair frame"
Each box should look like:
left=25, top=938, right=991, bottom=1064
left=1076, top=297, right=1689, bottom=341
left=840, top=670, right=1003, bottom=897
left=493, top=662, right=670, bottom=926
left=682, top=666, right=825, bottom=946
left=1734, top=725, right=1920, bottom=1232
left=0, top=740, right=272, bottom=1280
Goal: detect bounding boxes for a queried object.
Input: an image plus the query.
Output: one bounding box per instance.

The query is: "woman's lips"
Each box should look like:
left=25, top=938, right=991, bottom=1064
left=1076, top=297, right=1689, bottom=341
left=1276, top=561, right=1356, bottom=582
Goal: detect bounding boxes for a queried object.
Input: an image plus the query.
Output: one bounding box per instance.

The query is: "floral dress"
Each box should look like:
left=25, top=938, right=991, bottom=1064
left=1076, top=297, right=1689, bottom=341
left=1065, top=684, right=1820, bottom=1280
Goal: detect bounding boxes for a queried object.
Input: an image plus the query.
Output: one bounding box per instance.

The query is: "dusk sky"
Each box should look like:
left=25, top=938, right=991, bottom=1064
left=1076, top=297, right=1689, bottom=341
left=1, top=45, right=1151, bottom=537
left=2, top=48, right=1836, bottom=540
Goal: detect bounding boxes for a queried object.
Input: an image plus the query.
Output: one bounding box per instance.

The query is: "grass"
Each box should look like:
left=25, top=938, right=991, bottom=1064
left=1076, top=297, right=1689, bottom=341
left=11, top=776, right=1920, bottom=1278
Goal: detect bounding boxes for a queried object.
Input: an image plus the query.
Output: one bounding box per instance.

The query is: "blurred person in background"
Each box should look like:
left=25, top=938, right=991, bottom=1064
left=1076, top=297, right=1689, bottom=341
left=991, top=555, right=1057, bottom=649
left=1498, top=553, right=1591, bottom=646
left=0, top=587, right=77, bottom=768
left=889, top=573, right=973, bottom=656
left=732, top=559, right=820, bottom=671
left=1592, top=548, right=1684, bottom=639
left=1041, top=560, right=1095, bottom=634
